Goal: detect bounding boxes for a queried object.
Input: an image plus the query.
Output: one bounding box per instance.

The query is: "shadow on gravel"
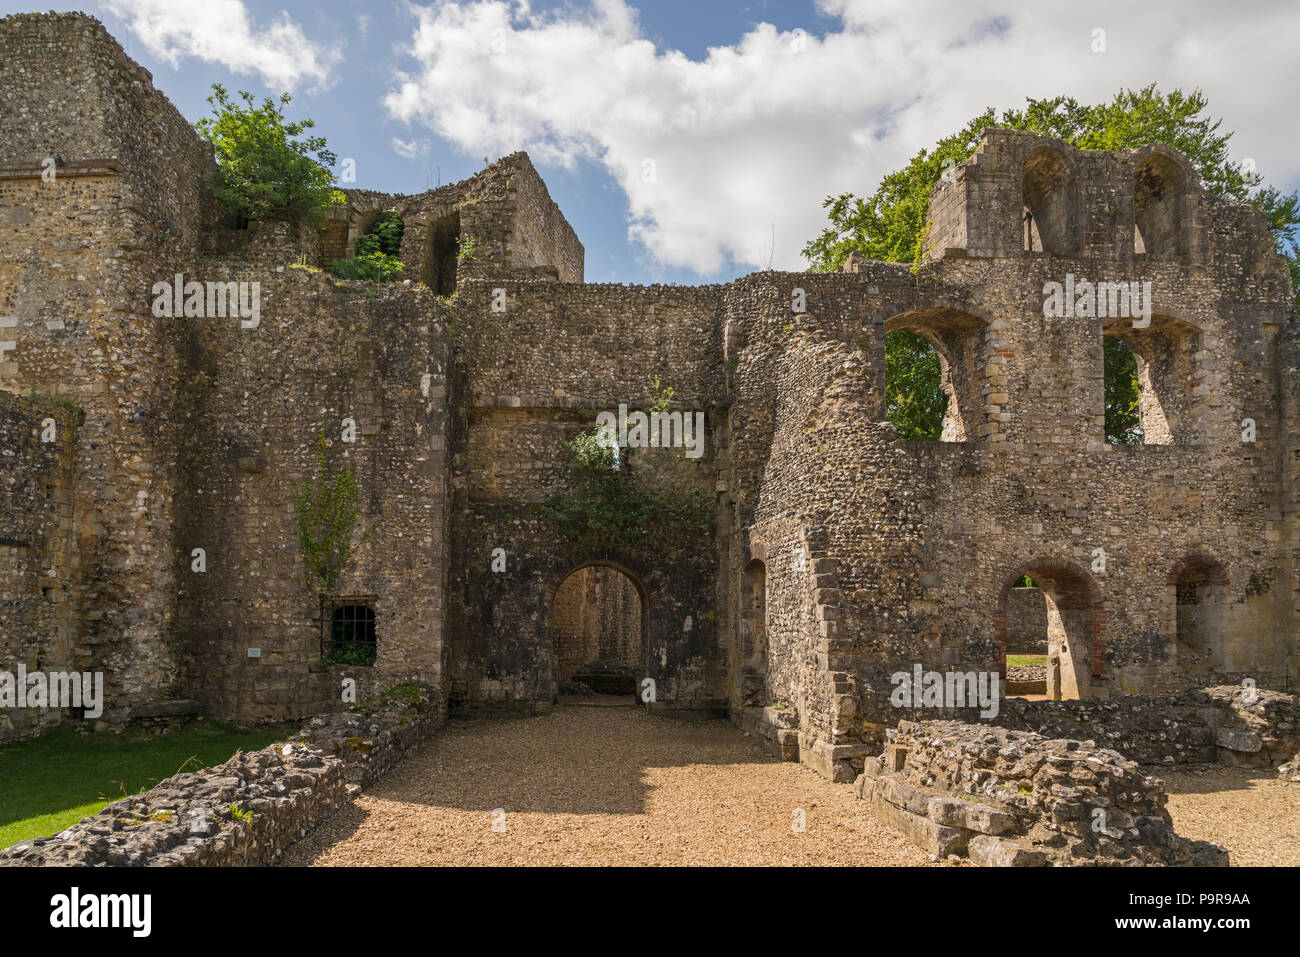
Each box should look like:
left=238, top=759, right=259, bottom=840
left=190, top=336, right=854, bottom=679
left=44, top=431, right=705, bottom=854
left=359, top=705, right=780, bottom=816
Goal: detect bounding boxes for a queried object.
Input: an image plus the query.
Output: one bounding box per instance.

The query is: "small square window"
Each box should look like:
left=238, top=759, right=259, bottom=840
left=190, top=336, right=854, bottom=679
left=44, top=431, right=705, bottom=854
left=321, top=596, right=377, bottom=666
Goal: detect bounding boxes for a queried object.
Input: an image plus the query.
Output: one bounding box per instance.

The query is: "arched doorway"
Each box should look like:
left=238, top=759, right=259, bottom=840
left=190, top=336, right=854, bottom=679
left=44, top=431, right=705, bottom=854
left=998, top=560, right=1104, bottom=700
left=550, top=563, right=646, bottom=701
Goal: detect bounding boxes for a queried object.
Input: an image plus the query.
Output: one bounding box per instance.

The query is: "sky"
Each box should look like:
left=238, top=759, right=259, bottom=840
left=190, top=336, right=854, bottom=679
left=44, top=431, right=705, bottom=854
left=5, top=0, right=1299, bottom=285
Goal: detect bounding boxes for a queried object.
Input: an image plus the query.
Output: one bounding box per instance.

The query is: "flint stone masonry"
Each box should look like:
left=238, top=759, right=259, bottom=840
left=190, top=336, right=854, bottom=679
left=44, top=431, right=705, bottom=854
left=0, top=12, right=1296, bottom=786
left=858, top=719, right=1229, bottom=866
left=0, top=684, right=440, bottom=866
left=994, top=685, right=1300, bottom=768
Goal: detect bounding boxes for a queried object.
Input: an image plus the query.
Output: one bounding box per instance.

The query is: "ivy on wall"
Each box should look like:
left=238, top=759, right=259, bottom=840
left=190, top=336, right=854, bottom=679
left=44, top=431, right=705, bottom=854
left=294, top=435, right=368, bottom=591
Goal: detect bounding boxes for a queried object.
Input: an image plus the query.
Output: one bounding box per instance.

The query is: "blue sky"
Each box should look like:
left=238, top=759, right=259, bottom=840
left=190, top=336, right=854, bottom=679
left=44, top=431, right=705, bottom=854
left=6, top=0, right=1299, bottom=285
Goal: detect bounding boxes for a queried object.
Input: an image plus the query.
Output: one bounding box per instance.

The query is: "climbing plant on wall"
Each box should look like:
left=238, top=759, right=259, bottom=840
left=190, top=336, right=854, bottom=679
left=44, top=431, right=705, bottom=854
left=294, top=435, right=368, bottom=591
left=541, top=415, right=712, bottom=558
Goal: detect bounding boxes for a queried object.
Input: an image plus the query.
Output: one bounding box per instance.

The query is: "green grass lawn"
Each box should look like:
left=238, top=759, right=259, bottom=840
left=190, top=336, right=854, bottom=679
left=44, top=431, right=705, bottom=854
left=0, top=720, right=292, bottom=849
left=1006, top=654, right=1048, bottom=668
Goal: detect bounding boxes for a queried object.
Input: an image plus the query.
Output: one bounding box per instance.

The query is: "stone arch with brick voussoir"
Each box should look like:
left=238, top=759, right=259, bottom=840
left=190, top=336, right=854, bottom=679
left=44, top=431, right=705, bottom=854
left=876, top=303, right=994, bottom=444
left=996, top=558, right=1106, bottom=700
left=545, top=557, right=651, bottom=703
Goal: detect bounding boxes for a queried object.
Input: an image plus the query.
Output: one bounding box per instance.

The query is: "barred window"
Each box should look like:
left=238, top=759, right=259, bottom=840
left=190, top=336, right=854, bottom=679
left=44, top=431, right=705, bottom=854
left=321, top=597, right=377, bottom=666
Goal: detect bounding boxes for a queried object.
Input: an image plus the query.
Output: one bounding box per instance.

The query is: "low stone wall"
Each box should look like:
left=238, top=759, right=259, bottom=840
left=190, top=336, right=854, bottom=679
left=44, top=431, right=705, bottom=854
left=857, top=720, right=1229, bottom=866
left=0, top=684, right=441, bottom=866
left=993, top=685, right=1300, bottom=769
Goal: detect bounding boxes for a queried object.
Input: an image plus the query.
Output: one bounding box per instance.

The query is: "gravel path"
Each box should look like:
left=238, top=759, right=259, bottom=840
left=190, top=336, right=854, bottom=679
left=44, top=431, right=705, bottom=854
left=282, top=705, right=938, bottom=866
left=1161, top=765, right=1300, bottom=866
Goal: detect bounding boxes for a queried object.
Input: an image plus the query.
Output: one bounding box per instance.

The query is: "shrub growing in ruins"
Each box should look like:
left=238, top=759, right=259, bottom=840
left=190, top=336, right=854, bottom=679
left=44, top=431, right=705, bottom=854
left=294, top=436, right=368, bottom=592
left=194, top=84, right=345, bottom=227
left=331, top=214, right=405, bottom=282
left=541, top=427, right=712, bottom=557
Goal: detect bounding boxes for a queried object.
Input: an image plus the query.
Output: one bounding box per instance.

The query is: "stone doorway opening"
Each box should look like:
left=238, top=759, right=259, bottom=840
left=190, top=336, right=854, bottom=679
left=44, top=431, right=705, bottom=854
left=998, top=561, right=1103, bottom=701
left=550, top=563, right=646, bottom=705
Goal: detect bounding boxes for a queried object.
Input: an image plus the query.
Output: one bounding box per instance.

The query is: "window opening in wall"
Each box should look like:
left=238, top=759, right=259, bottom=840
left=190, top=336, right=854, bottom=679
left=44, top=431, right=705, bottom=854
left=884, top=330, right=947, bottom=441
left=427, top=212, right=461, bottom=295
left=321, top=597, right=377, bottom=666
left=1103, top=336, right=1143, bottom=444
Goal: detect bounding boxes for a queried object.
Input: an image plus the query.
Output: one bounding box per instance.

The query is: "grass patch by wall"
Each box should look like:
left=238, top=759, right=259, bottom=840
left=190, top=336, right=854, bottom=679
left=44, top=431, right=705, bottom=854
left=1006, top=654, right=1048, bottom=668
left=0, top=720, right=292, bottom=849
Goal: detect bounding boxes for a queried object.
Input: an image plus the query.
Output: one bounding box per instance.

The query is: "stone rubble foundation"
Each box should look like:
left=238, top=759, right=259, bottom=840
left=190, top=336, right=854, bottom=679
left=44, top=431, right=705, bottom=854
left=857, top=719, right=1230, bottom=866
left=0, top=684, right=440, bottom=866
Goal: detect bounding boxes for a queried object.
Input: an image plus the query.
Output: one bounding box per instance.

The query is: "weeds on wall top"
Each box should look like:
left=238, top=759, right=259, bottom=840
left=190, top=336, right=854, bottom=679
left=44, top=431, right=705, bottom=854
left=331, top=213, right=405, bottom=282
left=294, top=435, right=369, bottom=592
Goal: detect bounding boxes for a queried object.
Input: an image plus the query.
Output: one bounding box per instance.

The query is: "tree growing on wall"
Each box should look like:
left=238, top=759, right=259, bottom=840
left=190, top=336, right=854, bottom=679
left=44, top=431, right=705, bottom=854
left=194, top=84, right=345, bottom=227
left=294, top=436, right=367, bottom=592
left=804, top=85, right=1300, bottom=443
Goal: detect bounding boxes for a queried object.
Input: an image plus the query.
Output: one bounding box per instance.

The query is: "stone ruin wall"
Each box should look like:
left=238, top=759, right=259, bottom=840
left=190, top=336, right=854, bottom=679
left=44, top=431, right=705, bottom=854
left=0, top=13, right=1296, bottom=772
left=721, top=141, right=1297, bottom=774
left=0, top=13, right=213, bottom=731
left=170, top=251, right=453, bottom=723
left=446, top=278, right=726, bottom=716
left=0, top=393, right=77, bottom=739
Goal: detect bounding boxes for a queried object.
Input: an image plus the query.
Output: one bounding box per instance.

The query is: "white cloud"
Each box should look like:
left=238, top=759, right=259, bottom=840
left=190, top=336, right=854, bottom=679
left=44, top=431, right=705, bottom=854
left=102, top=0, right=341, bottom=92
left=391, top=137, right=422, bottom=159
left=385, top=0, right=1300, bottom=275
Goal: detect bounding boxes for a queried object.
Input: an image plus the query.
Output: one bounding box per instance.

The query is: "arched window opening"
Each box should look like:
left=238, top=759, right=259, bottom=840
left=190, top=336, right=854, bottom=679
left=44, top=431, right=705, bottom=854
left=885, top=330, right=947, bottom=440
left=1104, top=316, right=1203, bottom=445
left=427, top=212, right=461, bottom=295
left=1134, top=155, right=1184, bottom=257
left=1022, top=148, right=1071, bottom=254
left=881, top=308, right=987, bottom=443
left=1103, top=335, right=1145, bottom=444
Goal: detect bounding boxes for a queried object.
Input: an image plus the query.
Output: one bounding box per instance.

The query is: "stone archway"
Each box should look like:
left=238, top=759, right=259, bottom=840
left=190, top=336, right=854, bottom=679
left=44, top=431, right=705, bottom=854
left=996, top=559, right=1105, bottom=700
left=549, top=562, right=647, bottom=700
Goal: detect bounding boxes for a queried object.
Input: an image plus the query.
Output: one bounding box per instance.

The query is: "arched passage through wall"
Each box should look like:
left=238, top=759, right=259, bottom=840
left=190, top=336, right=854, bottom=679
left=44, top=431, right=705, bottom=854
left=549, top=562, right=647, bottom=700
left=997, top=559, right=1105, bottom=700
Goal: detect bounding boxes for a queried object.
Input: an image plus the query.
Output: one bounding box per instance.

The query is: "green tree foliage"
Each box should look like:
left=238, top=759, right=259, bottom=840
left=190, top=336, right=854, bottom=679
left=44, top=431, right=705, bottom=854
left=294, top=436, right=367, bottom=591
left=194, top=84, right=345, bottom=227
left=804, top=85, right=1300, bottom=443
left=541, top=427, right=712, bottom=557
left=1103, top=337, right=1143, bottom=444
left=354, top=213, right=404, bottom=257
left=884, top=331, right=946, bottom=440
left=803, top=86, right=1299, bottom=292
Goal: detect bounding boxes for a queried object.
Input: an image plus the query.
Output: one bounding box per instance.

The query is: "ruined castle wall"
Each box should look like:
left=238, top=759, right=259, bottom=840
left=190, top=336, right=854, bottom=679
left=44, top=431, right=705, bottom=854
left=0, top=13, right=220, bottom=729
left=446, top=279, right=723, bottom=714
left=0, top=393, right=77, bottom=740
left=173, top=269, right=451, bottom=722
left=726, top=165, right=1295, bottom=768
